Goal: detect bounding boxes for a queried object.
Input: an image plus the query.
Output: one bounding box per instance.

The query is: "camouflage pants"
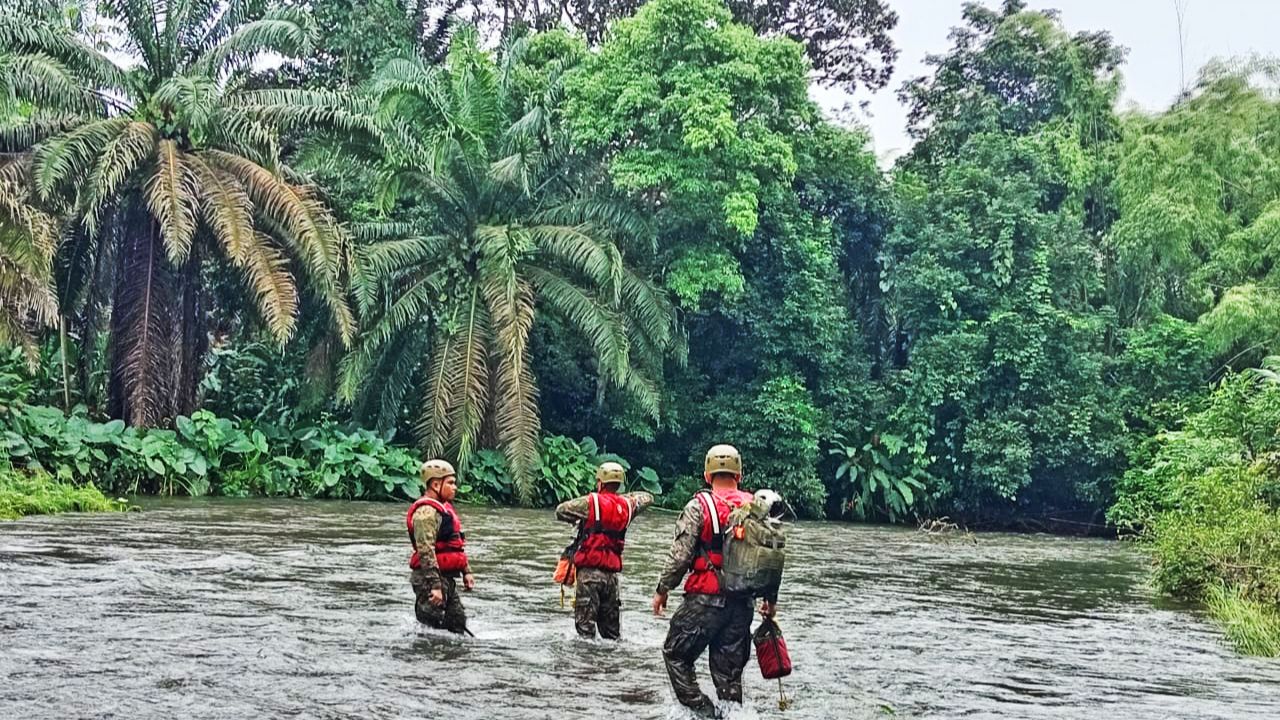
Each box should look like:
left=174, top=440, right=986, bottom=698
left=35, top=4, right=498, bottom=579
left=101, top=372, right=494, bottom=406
left=411, top=570, right=467, bottom=635
left=574, top=569, right=621, bottom=639
left=662, top=593, right=753, bottom=717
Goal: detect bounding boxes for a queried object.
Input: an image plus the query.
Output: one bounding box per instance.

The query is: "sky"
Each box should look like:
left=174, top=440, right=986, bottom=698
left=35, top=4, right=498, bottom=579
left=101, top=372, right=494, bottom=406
left=815, top=0, right=1280, bottom=164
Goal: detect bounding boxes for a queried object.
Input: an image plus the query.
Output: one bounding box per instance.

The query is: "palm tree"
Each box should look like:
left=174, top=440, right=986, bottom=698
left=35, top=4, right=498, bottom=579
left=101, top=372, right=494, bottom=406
left=0, top=156, right=59, bottom=366
left=0, top=7, right=102, bottom=368
left=0, top=2, right=357, bottom=425
left=337, top=30, right=679, bottom=502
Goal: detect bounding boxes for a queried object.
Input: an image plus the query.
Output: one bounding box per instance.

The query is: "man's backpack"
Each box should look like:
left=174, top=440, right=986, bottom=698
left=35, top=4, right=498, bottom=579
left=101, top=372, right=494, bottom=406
left=720, top=492, right=786, bottom=598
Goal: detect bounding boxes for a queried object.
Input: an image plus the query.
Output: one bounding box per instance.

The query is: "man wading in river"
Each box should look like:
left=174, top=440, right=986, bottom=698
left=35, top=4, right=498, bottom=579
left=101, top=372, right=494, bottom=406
left=653, top=445, right=776, bottom=719
left=407, top=460, right=475, bottom=634
left=555, top=462, right=653, bottom=639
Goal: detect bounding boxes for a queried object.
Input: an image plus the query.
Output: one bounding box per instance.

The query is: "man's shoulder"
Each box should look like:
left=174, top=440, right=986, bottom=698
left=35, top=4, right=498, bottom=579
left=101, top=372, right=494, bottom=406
left=412, top=502, right=441, bottom=519
left=683, top=492, right=709, bottom=513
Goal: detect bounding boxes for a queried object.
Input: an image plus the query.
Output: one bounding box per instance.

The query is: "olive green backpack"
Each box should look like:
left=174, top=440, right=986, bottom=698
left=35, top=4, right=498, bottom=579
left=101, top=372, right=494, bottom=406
left=720, top=495, right=787, bottom=598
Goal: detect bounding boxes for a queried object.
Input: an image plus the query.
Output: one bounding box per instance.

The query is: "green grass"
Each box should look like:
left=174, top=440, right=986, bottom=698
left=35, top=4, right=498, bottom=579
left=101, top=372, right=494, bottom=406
left=0, top=468, right=123, bottom=520
left=1204, top=584, right=1280, bottom=657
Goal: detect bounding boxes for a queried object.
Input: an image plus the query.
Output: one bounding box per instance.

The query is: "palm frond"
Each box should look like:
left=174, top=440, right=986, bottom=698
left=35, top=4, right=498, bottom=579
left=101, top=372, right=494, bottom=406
left=490, top=148, right=541, bottom=195
left=346, top=327, right=428, bottom=431
left=535, top=198, right=656, bottom=254
left=188, top=151, right=253, bottom=260
left=415, top=287, right=490, bottom=469
left=0, top=156, right=59, bottom=262
left=530, top=223, right=622, bottom=301
left=617, top=363, right=662, bottom=421
left=206, top=108, right=278, bottom=166
left=370, top=55, right=448, bottom=118
left=238, top=231, right=299, bottom=343
left=0, top=111, right=81, bottom=153
left=195, top=7, right=316, bottom=75
left=527, top=266, right=630, bottom=382
left=619, top=268, right=677, bottom=349
left=228, top=89, right=379, bottom=138
left=480, top=262, right=539, bottom=503
left=153, top=75, right=219, bottom=136
left=33, top=117, right=131, bottom=201
left=416, top=325, right=458, bottom=459
left=97, top=0, right=165, bottom=79
left=207, top=149, right=355, bottom=344
left=184, top=0, right=259, bottom=54
left=351, top=234, right=443, bottom=314
left=144, top=139, right=199, bottom=263
left=81, top=120, right=158, bottom=235
left=0, top=194, right=59, bottom=362
left=0, top=51, right=98, bottom=113
left=338, top=270, right=440, bottom=406
left=0, top=13, right=127, bottom=94
left=503, top=106, right=548, bottom=150
left=447, top=287, right=490, bottom=471
left=368, top=331, right=427, bottom=433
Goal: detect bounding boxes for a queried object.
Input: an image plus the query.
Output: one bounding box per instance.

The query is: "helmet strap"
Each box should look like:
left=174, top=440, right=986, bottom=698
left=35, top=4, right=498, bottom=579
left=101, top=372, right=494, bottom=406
left=425, top=478, right=445, bottom=499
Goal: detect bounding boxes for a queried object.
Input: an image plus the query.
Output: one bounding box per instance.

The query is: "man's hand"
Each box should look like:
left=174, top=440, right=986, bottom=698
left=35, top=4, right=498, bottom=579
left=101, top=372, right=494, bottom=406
left=463, top=573, right=476, bottom=591
left=652, top=591, right=668, bottom=616
left=429, top=587, right=445, bottom=607
left=759, top=600, right=776, bottom=619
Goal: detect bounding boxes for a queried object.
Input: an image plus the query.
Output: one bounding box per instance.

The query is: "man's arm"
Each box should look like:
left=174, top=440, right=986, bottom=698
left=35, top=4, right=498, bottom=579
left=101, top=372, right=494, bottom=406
left=411, top=505, right=444, bottom=590
left=625, top=491, right=654, bottom=515
left=555, top=494, right=591, bottom=524
left=655, top=498, right=702, bottom=595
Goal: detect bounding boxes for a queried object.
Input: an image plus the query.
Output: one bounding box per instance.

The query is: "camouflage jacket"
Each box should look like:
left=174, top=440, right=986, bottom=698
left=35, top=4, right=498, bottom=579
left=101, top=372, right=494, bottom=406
left=410, top=504, right=472, bottom=589
left=655, top=496, right=705, bottom=595
left=555, top=491, right=654, bottom=525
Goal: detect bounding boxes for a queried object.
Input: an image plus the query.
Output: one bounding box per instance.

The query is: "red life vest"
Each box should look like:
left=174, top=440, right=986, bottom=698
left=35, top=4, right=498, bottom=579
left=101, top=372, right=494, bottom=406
left=572, top=492, right=633, bottom=572
left=684, top=488, right=754, bottom=595
left=406, top=497, right=468, bottom=573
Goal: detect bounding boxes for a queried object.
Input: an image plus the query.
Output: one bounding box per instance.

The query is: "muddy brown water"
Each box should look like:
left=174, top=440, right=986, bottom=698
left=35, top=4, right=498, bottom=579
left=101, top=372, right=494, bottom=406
left=1, top=499, right=1278, bottom=718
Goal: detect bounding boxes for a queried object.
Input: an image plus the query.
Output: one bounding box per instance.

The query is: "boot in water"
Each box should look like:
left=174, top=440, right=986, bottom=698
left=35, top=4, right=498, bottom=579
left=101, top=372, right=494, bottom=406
left=690, top=698, right=721, bottom=719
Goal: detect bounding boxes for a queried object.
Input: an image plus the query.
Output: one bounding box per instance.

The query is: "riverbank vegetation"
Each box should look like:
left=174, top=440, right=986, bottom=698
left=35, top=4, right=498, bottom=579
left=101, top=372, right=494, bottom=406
left=0, top=466, right=120, bottom=519
left=1110, top=368, right=1280, bottom=656
left=3, top=0, right=1280, bottom=650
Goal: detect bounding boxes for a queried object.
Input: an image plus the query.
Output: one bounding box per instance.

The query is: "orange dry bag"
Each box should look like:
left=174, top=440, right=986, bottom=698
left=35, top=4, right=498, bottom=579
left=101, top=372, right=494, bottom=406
left=553, top=556, right=577, bottom=585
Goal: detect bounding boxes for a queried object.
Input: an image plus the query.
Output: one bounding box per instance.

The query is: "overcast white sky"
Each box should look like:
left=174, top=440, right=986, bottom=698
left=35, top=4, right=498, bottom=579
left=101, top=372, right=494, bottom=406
left=815, top=0, right=1280, bottom=164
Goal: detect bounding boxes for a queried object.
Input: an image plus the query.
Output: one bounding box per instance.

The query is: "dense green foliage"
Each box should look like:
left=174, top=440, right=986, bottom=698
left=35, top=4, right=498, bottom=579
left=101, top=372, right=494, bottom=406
left=0, top=0, right=1275, bottom=534
left=1109, top=368, right=1280, bottom=656
left=3, top=347, right=661, bottom=502
left=0, top=465, right=121, bottom=519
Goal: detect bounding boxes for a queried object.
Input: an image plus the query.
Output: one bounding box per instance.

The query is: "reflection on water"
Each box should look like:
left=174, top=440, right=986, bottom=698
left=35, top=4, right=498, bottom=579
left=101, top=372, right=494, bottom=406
left=1, top=499, right=1278, bottom=718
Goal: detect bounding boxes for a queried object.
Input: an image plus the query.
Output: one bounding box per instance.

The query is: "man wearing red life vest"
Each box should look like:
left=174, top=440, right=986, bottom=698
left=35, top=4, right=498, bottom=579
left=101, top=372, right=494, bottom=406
left=652, top=445, right=777, bottom=719
left=555, top=462, right=653, bottom=639
left=407, top=459, right=475, bottom=634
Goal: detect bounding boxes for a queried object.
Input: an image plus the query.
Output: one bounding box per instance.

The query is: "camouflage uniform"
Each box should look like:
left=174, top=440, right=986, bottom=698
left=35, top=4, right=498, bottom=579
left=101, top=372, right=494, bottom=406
left=656, top=496, right=754, bottom=718
left=408, top=504, right=471, bottom=634
left=556, top=491, right=653, bottom=639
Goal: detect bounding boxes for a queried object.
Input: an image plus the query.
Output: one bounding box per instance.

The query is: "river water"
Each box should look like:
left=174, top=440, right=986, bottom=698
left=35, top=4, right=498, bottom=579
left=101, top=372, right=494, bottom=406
left=1, top=499, right=1278, bottom=719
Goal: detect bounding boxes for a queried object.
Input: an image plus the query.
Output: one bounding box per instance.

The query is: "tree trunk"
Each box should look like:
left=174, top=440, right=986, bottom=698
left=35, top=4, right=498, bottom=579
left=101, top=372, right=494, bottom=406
left=173, top=245, right=205, bottom=417
left=107, top=206, right=177, bottom=426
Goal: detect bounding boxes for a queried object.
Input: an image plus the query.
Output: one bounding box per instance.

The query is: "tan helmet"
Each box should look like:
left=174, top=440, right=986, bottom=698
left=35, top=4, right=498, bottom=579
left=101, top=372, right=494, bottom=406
left=596, top=461, right=626, bottom=488
left=704, top=444, right=742, bottom=478
left=420, top=459, right=456, bottom=486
